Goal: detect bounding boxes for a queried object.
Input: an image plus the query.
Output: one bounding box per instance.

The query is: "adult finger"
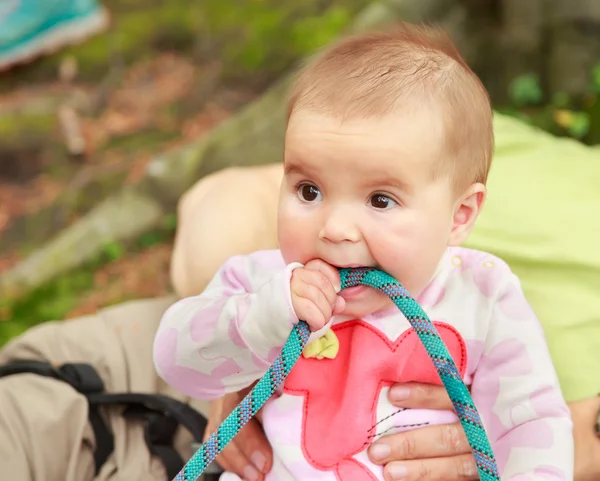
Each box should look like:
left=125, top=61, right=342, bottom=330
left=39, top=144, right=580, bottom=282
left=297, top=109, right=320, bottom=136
left=204, top=397, right=251, bottom=477
left=205, top=389, right=273, bottom=478
left=209, top=428, right=260, bottom=480
left=387, top=382, right=455, bottom=411
left=382, top=454, right=479, bottom=481
left=213, top=419, right=271, bottom=480
left=368, top=423, right=470, bottom=464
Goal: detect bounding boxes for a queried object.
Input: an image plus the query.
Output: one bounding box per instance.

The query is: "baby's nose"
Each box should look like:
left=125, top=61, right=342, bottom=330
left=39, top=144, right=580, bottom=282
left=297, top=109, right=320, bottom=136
left=319, top=211, right=361, bottom=243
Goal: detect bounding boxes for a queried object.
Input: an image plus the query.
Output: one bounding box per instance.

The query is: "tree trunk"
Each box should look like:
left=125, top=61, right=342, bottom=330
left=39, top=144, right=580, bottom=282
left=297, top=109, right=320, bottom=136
left=546, top=0, right=600, bottom=98
left=458, top=0, right=600, bottom=103
left=498, top=0, right=544, bottom=100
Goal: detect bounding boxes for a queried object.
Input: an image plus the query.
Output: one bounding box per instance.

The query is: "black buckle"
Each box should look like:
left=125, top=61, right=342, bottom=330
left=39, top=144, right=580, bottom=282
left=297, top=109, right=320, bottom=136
left=54, top=363, right=105, bottom=394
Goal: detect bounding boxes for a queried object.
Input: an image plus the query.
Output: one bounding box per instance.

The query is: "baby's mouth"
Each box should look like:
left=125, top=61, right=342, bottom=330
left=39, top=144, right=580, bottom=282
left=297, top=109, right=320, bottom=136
left=339, top=284, right=370, bottom=298
left=331, top=263, right=364, bottom=269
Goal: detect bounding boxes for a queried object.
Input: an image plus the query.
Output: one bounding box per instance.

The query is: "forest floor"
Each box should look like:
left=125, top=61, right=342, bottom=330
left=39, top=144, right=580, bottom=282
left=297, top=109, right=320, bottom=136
left=0, top=51, right=259, bottom=338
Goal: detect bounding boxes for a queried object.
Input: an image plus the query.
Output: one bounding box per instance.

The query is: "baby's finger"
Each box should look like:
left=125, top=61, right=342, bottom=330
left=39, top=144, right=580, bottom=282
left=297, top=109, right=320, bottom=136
left=304, top=259, right=341, bottom=293
left=292, top=296, right=328, bottom=330
left=292, top=269, right=338, bottom=312
left=333, top=296, right=346, bottom=315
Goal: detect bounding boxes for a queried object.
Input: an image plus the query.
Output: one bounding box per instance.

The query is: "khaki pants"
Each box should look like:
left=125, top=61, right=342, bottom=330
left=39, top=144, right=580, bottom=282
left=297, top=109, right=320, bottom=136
left=0, top=296, right=211, bottom=481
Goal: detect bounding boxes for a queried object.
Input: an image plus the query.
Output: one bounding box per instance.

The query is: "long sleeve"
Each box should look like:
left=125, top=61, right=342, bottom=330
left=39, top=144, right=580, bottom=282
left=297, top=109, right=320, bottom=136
left=470, top=271, right=574, bottom=480
left=153, top=250, right=301, bottom=400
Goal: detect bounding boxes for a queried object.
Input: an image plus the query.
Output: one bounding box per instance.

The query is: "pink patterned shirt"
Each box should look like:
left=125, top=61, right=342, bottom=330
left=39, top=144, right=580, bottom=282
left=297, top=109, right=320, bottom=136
left=154, top=247, right=574, bottom=480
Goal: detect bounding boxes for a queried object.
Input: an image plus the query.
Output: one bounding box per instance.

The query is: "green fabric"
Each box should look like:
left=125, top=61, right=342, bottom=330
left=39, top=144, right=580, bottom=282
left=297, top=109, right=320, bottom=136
left=465, top=113, right=600, bottom=402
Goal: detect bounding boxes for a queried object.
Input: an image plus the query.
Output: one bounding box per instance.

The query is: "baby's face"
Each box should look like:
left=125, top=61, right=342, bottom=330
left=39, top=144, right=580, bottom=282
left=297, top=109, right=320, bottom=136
left=278, top=108, right=458, bottom=319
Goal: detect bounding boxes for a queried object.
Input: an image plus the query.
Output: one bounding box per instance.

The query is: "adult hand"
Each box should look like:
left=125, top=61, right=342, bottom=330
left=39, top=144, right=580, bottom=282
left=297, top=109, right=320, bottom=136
left=367, top=382, right=478, bottom=481
left=203, top=385, right=273, bottom=481
left=205, top=382, right=475, bottom=481
left=205, top=381, right=600, bottom=481
left=571, top=396, right=600, bottom=481
left=369, top=384, right=600, bottom=481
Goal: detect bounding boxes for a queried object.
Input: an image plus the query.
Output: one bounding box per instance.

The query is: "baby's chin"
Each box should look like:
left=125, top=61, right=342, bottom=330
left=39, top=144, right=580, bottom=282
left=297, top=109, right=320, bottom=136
left=337, top=294, right=395, bottom=320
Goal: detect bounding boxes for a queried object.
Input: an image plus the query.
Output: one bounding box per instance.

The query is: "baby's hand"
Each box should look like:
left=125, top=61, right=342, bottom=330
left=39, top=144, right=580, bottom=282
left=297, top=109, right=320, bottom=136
left=291, top=259, right=345, bottom=331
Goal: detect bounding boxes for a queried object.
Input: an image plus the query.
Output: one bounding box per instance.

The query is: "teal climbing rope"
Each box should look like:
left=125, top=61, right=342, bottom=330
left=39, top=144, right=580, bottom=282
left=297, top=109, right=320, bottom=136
left=173, top=267, right=501, bottom=481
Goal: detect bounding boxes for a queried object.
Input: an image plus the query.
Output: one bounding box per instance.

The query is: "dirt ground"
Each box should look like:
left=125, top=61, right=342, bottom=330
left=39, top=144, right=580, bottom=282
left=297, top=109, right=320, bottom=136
left=0, top=52, right=257, bottom=319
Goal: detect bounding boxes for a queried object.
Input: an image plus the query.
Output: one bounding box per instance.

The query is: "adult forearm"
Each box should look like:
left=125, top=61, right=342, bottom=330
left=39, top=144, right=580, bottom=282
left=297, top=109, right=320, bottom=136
left=170, top=165, right=282, bottom=297
left=571, top=396, right=600, bottom=481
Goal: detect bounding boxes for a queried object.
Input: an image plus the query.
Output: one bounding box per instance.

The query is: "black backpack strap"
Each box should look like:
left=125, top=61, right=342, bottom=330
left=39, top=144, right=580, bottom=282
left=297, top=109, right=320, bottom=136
left=0, top=361, right=113, bottom=474
left=0, top=360, right=218, bottom=480
left=0, top=360, right=104, bottom=393
left=86, top=392, right=209, bottom=479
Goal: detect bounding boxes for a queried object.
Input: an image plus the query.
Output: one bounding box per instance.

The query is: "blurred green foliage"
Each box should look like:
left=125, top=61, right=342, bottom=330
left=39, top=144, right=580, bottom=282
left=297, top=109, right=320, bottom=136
left=0, top=0, right=366, bottom=90
left=0, top=215, right=177, bottom=346
left=501, top=64, right=600, bottom=145
left=202, top=0, right=362, bottom=81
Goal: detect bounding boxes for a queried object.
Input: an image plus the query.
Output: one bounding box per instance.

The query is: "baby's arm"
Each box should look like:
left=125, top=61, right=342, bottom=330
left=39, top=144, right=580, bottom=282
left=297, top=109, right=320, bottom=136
left=470, top=271, right=574, bottom=480
left=153, top=251, right=301, bottom=400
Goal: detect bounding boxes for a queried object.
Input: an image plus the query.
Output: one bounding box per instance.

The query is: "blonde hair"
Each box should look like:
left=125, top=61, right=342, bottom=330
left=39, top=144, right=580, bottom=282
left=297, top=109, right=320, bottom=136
left=286, top=22, right=494, bottom=191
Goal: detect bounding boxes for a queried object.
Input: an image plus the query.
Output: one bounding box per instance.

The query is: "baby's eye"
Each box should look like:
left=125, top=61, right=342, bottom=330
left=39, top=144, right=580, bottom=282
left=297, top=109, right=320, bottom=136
left=297, top=183, right=322, bottom=202
left=369, top=194, right=397, bottom=210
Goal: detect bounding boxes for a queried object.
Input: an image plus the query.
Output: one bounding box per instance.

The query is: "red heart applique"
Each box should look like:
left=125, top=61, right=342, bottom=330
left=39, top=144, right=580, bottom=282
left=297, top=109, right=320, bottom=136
left=283, top=320, right=467, bottom=480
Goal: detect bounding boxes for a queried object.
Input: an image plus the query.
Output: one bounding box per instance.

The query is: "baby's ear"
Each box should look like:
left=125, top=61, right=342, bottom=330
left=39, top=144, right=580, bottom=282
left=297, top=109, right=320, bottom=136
left=448, top=183, right=486, bottom=246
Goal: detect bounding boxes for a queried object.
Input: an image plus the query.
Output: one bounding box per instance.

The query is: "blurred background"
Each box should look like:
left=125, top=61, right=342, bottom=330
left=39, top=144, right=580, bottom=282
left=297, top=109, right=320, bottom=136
left=0, top=0, right=599, bottom=343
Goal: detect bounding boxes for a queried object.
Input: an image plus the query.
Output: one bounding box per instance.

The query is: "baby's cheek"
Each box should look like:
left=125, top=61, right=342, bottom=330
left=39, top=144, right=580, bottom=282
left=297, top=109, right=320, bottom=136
left=369, top=237, right=427, bottom=292
left=278, top=218, right=307, bottom=261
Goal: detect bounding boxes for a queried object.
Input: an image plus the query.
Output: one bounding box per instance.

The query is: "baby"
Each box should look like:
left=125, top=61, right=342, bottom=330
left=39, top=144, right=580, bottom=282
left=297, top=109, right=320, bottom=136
left=154, top=23, right=574, bottom=481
